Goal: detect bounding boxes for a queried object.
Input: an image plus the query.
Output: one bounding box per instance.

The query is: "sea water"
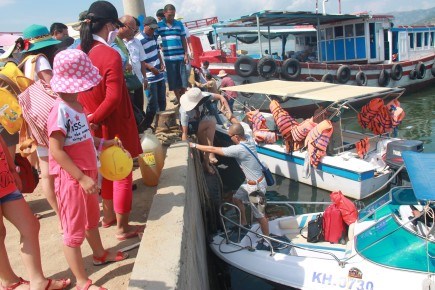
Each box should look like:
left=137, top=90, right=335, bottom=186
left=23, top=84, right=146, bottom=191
left=215, top=85, right=435, bottom=290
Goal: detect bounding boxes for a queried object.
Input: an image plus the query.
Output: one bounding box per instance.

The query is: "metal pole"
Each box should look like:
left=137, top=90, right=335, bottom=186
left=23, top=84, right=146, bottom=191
left=268, top=26, right=272, bottom=56
left=256, top=15, right=262, bottom=56
left=122, top=0, right=146, bottom=17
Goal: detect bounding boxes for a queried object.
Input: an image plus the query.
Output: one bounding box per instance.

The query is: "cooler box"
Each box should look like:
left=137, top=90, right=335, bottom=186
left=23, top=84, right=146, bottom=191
left=386, top=140, right=424, bottom=169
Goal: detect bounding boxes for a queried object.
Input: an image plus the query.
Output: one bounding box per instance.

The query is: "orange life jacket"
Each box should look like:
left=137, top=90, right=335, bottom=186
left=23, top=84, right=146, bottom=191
left=270, top=100, right=298, bottom=141
left=367, top=105, right=392, bottom=135
left=386, top=99, right=405, bottom=127
left=246, top=110, right=276, bottom=144
left=305, top=120, right=333, bottom=168
left=253, top=130, right=277, bottom=144
left=291, top=117, right=317, bottom=142
left=357, top=98, right=384, bottom=129
left=355, top=137, right=370, bottom=159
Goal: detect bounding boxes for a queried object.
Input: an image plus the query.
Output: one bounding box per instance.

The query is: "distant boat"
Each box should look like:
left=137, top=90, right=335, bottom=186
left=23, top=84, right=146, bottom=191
left=211, top=151, right=435, bottom=289
left=190, top=11, right=435, bottom=112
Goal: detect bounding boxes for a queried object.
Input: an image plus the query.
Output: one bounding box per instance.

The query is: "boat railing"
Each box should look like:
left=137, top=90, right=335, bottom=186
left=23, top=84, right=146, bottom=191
left=218, top=202, right=347, bottom=267
left=184, top=17, right=219, bottom=30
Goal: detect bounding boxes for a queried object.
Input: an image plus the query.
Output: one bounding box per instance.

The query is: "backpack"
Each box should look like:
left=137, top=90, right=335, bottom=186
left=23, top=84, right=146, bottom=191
left=14, top=153, right=39, bottom=193
left=0, top=55, right=44, bottom=135
left=323, top=204, right=347, bottom=244
left=18, top=80, right=58, bottom=147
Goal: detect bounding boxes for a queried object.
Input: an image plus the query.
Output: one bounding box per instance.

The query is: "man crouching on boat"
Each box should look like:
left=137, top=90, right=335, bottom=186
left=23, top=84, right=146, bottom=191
left=189, top=123, right=270, bottom=236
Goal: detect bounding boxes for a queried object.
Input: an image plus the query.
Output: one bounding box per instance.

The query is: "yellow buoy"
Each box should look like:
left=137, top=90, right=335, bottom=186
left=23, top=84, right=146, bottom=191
left=99, top=145, right=133, bottom=181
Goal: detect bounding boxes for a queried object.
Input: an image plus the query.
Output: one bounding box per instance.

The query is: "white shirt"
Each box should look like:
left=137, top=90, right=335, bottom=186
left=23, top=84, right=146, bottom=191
left=24, top=55, right=51, bottom=81
left=124, top=38, right=147, bottom=83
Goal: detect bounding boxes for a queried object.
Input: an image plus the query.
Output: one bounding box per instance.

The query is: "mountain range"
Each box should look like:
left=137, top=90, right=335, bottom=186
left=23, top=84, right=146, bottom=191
left=388, top=6, right=435, bottom=25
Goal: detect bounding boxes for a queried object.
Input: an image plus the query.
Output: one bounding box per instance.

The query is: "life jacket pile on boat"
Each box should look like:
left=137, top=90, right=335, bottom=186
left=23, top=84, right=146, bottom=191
left=357, top=98, right=405, bottom=135
left=246, top=100, right=334, bottom=168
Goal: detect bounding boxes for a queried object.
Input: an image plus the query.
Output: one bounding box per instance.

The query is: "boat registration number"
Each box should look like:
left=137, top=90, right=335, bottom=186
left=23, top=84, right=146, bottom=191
left=311, top=272, right=374, bottom=289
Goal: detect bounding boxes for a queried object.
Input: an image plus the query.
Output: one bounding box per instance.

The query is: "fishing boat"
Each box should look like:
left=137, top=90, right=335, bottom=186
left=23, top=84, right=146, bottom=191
left=210, top=151, right=435, bottom=290
left=215, top=80, right=423, bottom=200
left=190, top=10, right=435, bottom=113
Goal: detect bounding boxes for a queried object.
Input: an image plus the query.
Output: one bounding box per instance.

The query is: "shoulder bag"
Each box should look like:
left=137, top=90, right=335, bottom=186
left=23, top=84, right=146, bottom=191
left=240, top=143, right=275, bottom=186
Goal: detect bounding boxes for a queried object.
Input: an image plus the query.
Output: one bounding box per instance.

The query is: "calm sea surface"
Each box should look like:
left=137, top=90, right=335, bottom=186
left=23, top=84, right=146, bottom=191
left=214, top=85, right=435, bottom=290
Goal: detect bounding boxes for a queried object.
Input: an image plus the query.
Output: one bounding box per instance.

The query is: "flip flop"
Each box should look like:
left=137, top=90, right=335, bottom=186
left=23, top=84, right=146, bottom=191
left=101, top=219, right=116, bottom=228
left=76, top=279, right=107, bottom=290
left=93, top=250, right=128, bottom=266
left=0, top=277, right=29, bottom=290
left=115, top=225, right=146, bottom=241
left=45, top=278, right=71, bottom=290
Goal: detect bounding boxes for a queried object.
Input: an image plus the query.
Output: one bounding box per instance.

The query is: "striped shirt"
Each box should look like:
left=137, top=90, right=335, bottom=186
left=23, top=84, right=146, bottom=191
left=155, top=19, right=186, bottom=62
left=139, top=33, right=164, bottom=84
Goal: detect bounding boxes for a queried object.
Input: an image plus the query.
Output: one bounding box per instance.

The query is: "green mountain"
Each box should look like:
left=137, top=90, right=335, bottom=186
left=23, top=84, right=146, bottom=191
left=388, top=6, right=435, bottom=25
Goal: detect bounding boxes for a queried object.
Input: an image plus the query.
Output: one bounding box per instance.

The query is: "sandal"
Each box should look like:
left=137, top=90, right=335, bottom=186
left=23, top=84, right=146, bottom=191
left=76, top=279, right=106, bottom=290
left=93, top=250, right=128, bottom=266
left=45, top=278, right=71, bottom=290
left=115, top=225, right=146, bottom=241
left=0, top=277, right=29, bottom=290
left=101, top=219, right=116, bottom=228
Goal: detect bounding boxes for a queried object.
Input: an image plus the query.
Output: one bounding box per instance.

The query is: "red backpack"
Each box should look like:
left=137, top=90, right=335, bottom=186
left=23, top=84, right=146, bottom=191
left=14, top=153, right=39, bottom=193
left=323, top=204, right=347, bottom=244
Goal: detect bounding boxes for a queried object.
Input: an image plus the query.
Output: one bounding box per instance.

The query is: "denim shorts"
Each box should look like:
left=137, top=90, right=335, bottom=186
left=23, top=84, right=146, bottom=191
left=0, top=189, right=23, bottom=205
left=166, top=60, right=186, bottom=91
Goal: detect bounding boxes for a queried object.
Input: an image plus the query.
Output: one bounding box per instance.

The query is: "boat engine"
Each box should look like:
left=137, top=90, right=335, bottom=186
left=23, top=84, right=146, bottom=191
left=386, top=140, right=424, bottom=186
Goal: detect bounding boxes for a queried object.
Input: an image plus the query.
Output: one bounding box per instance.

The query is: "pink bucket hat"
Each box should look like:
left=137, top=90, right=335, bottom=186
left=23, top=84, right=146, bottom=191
left=50, top=49, right=102, bottom=93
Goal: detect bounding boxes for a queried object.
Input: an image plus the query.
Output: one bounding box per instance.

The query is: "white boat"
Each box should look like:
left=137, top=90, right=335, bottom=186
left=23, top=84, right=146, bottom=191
left=211, top=151, right=435, bottom=290
left=215, top=80, right=423, bottom=200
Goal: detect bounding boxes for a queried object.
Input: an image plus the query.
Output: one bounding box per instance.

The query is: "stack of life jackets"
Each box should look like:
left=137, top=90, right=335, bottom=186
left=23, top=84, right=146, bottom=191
left=355, top=137, right=370, bottom=159
left=290, top=117, right=317, bottom=150
left=304, top=120, right=334, bottom=168
left=246, top=110, right=277, bottom=144
left=269, top=100, right=299, bottom=152
left=358, top=98, right=405, bottom=135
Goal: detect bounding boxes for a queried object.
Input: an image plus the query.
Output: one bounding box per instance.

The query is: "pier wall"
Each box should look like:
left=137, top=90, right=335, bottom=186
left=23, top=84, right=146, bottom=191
left=128, top=142, right=210, bottom=290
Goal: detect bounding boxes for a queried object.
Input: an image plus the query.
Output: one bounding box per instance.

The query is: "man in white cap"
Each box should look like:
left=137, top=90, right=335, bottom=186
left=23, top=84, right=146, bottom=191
left=218, top=69, right=237, bottom=112
left=179, top=87, right=235, bottom=174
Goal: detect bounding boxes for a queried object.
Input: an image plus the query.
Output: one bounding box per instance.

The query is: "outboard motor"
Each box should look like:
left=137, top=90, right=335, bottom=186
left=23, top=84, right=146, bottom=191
left=386, top=140, right=424, bottom=186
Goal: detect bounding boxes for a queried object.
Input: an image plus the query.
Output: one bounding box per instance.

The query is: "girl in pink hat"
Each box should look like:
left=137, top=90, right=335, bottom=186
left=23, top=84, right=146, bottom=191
left=48, top=49, right=127, bottom=290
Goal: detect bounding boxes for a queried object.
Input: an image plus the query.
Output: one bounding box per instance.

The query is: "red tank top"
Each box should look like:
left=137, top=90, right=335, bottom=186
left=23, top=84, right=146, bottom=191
left=0, top=146, right=17, bottom=197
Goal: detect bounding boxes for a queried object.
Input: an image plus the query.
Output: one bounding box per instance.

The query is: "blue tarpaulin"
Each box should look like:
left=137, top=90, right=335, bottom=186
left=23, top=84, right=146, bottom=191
left=402, top=151, right=435, bottom=201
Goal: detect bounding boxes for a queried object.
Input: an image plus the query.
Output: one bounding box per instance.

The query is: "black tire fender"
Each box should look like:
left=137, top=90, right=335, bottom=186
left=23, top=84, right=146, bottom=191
left=257, top=56, right=277, bottom=79
left=409, top=69, right=417, bottom=80
left=378, top=69, right=390, bottom=87
left=391, top=63, right=403, bottom=81
left=305, top=76, right=317, bottom=82
left=234, top=56, right=257, bottom=78
left=321, top=73, right=334, bottom=83
left=336, top=65, right=351, bottom=84
left=416, top=62, right=426, bottom=79
left=355, top=71, right=368, bottom=86
left=240, top=79, right=254, bottom=98
left=281, top=58, right=301, bottom=80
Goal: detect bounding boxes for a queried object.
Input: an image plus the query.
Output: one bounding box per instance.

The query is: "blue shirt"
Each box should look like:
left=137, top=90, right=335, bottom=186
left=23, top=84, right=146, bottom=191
left=155, top=19, right=186, bottom=62
left=139, top=33, right=164, bottom=84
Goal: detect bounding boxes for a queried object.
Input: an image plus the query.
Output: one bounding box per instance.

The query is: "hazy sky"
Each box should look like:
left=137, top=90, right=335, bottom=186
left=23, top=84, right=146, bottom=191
left=1, top=0, right=434, bottom=32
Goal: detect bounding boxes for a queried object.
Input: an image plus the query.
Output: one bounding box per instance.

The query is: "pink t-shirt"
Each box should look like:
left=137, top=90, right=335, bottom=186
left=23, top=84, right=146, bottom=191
left=48, top=98, right=98, bottom=175
left=220, top=76, right=237, bottom=100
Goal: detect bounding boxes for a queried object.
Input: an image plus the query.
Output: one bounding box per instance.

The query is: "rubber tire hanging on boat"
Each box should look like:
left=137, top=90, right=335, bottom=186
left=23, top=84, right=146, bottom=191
left=257, top=56, right=277, bottom=79
left=240, top=79, right=253, bottom=98
left=416, top=62, right=426, bottom=79
left=409, top=69, right=417, bottom=80
left=432, top=63, right=435, bottom=77
left=355, top=71, right=368, bottom=86
left=305, top=76, right=317, bottom=82
left=391, top=64, right=403, bottom=81
left=280, top=58, right=301, bottom=80
left=321, top=73, right=334, bottom=83
left=336, top=65, right=351, bottom=84
left=378, top=69, right=390, bottom=87
left=234, top=56, right=257, bottom=77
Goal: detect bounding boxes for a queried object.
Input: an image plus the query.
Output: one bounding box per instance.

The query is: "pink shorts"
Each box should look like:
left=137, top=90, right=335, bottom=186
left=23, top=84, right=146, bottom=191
left=101, top=172, right=132, bottom=214
left=54, top=169, right=100, bottom=247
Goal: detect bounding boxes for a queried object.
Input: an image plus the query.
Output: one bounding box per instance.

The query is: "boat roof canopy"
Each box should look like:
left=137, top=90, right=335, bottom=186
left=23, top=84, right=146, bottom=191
left=214, top=11, right=364, bottom=28
left=222, top=80, right=403, bottom=102
left=402, top=152, right=435, bottom=201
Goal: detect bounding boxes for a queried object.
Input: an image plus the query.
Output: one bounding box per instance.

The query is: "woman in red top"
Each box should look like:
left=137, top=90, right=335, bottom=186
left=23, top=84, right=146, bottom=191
left=78, top=1, right=143, bottom=240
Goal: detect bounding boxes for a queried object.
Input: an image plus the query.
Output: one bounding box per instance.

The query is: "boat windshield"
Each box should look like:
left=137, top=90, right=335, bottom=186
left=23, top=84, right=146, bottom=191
left=358, top=191, right=392, bottom=222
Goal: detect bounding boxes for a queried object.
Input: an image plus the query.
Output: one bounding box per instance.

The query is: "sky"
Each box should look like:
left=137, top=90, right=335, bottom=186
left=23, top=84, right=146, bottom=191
left=1, top=0, right=435, bottom=32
